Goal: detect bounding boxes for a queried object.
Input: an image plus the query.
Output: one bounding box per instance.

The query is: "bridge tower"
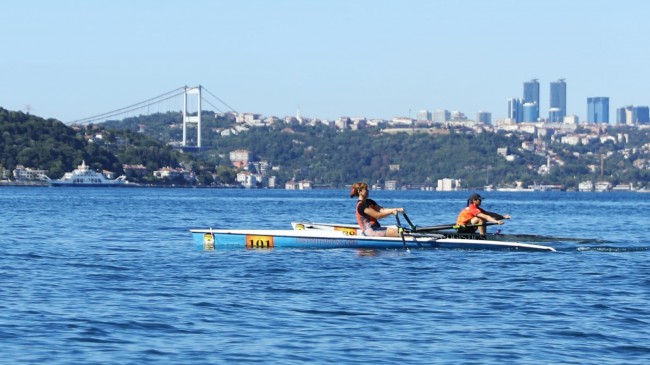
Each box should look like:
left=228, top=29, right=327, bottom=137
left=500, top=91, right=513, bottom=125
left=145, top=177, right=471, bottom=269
left=182, top=86, right=202, bottom=147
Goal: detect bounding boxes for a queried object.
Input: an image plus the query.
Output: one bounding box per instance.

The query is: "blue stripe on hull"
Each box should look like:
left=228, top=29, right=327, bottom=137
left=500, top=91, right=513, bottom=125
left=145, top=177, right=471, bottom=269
left=193, top=232, right=421, bottom=250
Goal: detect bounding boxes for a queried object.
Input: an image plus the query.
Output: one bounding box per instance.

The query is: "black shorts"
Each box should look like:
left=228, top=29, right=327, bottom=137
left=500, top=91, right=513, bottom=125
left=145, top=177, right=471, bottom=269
left=456, top=226, right=478, bottom=234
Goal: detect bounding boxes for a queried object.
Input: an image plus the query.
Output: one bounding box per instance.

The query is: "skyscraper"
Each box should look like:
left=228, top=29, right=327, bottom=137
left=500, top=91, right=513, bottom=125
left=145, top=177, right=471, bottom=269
left=507, top=98, right=522, bottom=122
left=616, top=107, right=627, bottom=124
left=549, top=79, right=567, bottom=122
left=548, top=108, right=562, bottom=123
left=476, top=111, right=491, bottom=124
left=587, top=97, right=609, bottom=123
left=432, top=109, right=450, bottom=124
left=416, top=109, right=431, bottom=122
left=617, top=106, right=636, bottom=125
left=618, top=105, right=650, bottom=125
left=636, top=106, right=649, bottom=124
left=522, top=102, right=538, bottom=123
left=523, top=79, right=540, bottom=121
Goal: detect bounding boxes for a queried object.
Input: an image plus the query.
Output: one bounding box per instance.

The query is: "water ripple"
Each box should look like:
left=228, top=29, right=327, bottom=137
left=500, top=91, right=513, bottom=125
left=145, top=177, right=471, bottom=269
left=2, top=188, right=650, bottom=364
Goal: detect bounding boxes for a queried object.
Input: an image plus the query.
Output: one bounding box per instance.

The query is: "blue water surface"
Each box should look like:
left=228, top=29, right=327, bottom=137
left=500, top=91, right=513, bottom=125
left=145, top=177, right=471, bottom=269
left=1, top=187, right=649, bottom=364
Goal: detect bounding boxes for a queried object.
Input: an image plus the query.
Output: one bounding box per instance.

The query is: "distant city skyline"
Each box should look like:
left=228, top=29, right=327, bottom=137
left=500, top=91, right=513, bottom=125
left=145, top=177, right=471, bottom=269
left=617, top=105, right=650, bottom=125
left=1, top=0, right=649, bottom=124
left=588, top=97, right=609, bottom=123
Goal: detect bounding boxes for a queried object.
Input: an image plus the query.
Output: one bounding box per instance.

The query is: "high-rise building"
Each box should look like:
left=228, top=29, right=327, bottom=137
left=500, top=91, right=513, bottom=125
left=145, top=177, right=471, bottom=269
left=523, top=79, right=540, bottom=120
left=616, top=105, right=650, bottom=125
left=507, top=98, right=522, bottom=122
left=476, top=111, right=491, bottom=124
left=416, top=109, right=431, bottom=122
left=616, top=107, right=627, bottom=124
left=626, top=107, right=636, bottom=125
left=549, top=79, right=567, bottom=122
left=587, top=97, right=609, bottom=123
left=636, top=106, right=649, bottom=124
left=617, top=106, right=636, bottom=125
left=522, top=102, right=538, bottom=122
left=433, top=109, right=450, bottom=123
left=548, top=108, right=562, bottom=123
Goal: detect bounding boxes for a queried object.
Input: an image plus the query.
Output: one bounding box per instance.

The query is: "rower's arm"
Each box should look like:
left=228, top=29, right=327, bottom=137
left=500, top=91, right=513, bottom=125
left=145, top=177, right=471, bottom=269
left=477, top=212, right=503, bottom=223
left=365, top=207, right=399, bottom=219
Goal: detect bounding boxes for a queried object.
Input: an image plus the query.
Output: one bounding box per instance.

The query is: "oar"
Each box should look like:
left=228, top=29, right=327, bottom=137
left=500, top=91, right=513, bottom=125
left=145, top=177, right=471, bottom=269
left=398, top=212, right=452, bottom=232
left=394, top=213, right=409, bottom=251
left=412, top=223, right=457, bottom=231
left=401, top=212, right=417, bottom=230
left=413, top=222, right=499, bottom=233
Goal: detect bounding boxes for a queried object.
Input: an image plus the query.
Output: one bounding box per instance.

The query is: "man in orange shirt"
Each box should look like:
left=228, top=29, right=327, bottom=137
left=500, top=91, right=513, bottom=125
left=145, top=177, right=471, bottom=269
left=456, top=193, right=510, bottom=235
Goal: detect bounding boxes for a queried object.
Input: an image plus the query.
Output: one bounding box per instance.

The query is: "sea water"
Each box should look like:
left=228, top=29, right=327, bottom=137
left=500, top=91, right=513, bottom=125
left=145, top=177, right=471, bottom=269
left=1, top=187, right=649, bottom=364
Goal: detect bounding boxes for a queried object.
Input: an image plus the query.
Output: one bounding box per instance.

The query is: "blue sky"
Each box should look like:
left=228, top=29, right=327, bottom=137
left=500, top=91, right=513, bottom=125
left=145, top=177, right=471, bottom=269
left=1, top=0, right=648, bottom=124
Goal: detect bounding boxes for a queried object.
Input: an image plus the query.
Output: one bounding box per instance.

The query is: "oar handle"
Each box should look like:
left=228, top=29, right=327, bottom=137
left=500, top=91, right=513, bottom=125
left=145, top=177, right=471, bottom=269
left=414, top=224, right=457, bottom=232
left=397, top=213, right=503, bottom=234
left=401, top=212, right=416, bottom=230
left=453, top=222, right=499, bottom=229
left=411, top=221, right=501, bottom=233
left=394, top=213, right=409, bottom=251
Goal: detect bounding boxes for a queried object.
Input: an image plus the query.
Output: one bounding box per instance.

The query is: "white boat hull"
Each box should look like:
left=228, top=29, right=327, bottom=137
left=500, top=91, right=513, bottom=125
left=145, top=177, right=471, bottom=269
left=190, top=228, right=556, bottom=252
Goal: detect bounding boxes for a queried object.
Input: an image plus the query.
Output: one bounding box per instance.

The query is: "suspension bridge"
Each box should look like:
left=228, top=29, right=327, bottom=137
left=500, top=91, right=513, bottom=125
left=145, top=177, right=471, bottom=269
left=71, top=85, right=237, bottom=148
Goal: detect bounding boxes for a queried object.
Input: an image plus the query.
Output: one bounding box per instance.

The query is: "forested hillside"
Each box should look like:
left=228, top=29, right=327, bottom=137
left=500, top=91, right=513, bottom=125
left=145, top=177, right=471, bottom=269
left=105, top=111, right=650, bottom=189
left=4, top=107, right=650, bottom=189
left=107, top=112, right=548, bottom=188
left=210, top=125, right=542, bottom=188
left=0, top=108, right=184, bottom=182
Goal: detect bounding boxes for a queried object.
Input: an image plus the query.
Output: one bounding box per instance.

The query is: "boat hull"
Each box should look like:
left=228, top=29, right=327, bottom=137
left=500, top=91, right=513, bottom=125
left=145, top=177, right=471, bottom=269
left=50, top=182, right=124, bottom=187
left=191, top=228, right=556, bottom=252
left=49, top=160, right=127, bottom=187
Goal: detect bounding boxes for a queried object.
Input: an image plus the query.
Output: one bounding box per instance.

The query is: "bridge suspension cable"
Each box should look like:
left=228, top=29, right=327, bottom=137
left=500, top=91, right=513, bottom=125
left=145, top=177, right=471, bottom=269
left=71, top=85, right=237, bottom=125
left=72, top=87, right=186, bottom=125
left=202, top=86, right=238, bottom=114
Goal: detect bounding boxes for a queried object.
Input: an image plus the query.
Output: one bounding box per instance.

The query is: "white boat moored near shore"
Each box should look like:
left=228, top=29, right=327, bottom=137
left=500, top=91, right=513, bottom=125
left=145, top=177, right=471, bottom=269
left=50, top=161, right=127, bottom=187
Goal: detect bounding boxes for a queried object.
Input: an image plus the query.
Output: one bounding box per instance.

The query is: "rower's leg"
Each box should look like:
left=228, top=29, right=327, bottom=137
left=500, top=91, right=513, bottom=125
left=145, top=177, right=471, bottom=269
left=471, top=217, right=486, bottom=235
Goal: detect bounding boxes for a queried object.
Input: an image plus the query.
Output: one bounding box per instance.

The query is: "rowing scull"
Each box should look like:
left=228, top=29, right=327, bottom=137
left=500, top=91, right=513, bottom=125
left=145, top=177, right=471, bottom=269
left=191, top=228, right=556, bottom=252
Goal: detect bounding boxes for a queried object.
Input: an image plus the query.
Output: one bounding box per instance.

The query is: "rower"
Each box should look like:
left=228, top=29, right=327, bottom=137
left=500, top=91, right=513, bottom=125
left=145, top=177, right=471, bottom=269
left=455, top=193, right=510, bottom=235
left=350, top=182, right=404, bottom=237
